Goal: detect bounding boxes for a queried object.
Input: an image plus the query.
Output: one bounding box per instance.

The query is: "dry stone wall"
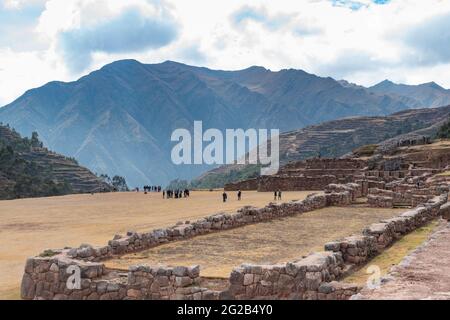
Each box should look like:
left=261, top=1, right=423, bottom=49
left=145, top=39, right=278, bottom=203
left=325, top=194, right=448, bottom=265
left=20, top=181, right=450, bottom=301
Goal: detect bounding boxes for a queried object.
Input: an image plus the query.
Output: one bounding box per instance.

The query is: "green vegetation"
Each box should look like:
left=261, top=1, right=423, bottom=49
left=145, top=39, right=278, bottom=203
left=39, top=249, right=59, bottom=258
left=0, top=126, right=73, bottom=200
left=435, top=117, right=450, bottom=139
left=353, top=144, right=379, bottom=157
left=167, top=165, right=261, bottom=190
left=395, top=118, right=424, bottom=136
left=98, top=173, right=129, bottom=191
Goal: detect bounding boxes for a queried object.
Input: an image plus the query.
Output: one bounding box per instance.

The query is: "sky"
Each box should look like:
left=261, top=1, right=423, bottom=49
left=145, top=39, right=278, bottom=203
left=1, top=0, right=450, bottom=106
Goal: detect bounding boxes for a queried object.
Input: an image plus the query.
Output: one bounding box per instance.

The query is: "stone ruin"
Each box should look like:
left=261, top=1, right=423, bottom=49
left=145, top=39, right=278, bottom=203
left=20, top=171, right=450, bottom=300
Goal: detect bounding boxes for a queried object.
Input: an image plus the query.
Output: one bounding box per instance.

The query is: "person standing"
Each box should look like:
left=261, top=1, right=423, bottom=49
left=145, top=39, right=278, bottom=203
left=237, top=190, right=242, bottom=201
left=278, top=190, right=282, bottom=200
left=274, top=191, right=277, bottom=201
left=222, top=191, right=228, bottom=203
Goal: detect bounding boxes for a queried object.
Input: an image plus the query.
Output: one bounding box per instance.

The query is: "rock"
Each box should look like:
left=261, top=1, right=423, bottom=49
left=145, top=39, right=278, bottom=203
left=173, top=266, right=188, bottom=277
left=20, top=273, right=35, bottom=299
left=49, top=263, right=59, bottom=272
left=175, top=276, right=193, bottom=287
left=106, top=283, right=120, bottom=292
left=24, top=258, right=34, bottom=273
left=324, top=242, right=340, bottom=252
left=318, top=283, right=335, bottom=294
left=127, top=289, right=142, bottom=299
left=187, top=265, right=200, bottom=278
left=229, top=270, right=244, bottom=285
left=243, top=274, right=254, bottom=286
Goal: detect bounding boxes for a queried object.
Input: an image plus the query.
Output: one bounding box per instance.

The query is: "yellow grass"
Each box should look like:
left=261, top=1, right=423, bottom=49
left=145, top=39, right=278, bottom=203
left=0, top=190, right=313, bottom=300
left=344, top=220, right=440, bottom=285
left=105, top=206, right=405, bottom=279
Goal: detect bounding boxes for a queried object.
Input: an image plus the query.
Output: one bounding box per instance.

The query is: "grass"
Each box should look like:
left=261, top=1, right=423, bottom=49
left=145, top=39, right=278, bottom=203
left=105, top=206, right=405, bottom=278
left=0, top=190, right=314, bottom=300
left=435, top=170, right=450, bottom=177
left=344, top=220, right=440, bottom=285
left=352, top=144, right=379, bottom=157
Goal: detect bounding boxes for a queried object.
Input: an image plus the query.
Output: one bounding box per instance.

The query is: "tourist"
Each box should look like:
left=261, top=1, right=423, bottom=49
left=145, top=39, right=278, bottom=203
left=278, top=190, right=282, bottom=200
left=163, top=190, right=165, bottom=199
left=274, top=191, right=277, bottom=201
left=222, top=192, right=228, bottom=203
left=237, top=190, right=242, bottom=201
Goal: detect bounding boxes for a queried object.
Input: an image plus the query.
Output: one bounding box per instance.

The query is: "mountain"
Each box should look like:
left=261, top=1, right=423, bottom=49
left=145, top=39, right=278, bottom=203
left=0, top=59, right=447, bottom=186
left=369, top=80, right=450, bottom=108
left=192, top=105, right=450, bottom=188
left=0, top=124, right=111, bottom=199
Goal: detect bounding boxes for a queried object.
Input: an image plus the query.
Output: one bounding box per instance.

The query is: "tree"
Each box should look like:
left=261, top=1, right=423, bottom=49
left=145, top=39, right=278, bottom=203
left=112, top=175, right=129, bottom=192
left=436, top=117, right=450, bottom=139
left=31, top=131, right=43, bottom=148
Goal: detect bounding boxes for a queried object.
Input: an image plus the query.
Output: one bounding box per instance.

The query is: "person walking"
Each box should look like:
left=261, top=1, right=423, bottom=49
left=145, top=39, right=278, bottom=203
left=222, top=191, right=228, bottom=203
left=237, top=190, right=242, bottom=201
left=278, top=190, right=282, bottom=200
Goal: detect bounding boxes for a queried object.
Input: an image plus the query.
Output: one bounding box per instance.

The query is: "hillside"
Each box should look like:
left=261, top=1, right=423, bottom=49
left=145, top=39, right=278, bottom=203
left=2, top=59, right=448, bottom=186
left=369, top=80, right=450, bottom=108
left=192, top=105, right=450, bottom=188
left=0, top=124, right=111, bottom=200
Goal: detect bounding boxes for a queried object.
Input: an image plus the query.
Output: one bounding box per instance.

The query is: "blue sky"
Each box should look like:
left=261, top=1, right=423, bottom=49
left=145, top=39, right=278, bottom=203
left=0, top=0, right=450, bottom=106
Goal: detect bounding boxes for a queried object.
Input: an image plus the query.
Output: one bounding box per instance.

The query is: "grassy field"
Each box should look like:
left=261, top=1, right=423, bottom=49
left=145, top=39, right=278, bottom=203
left=105, top=206, right=405, bottom=279
left=344, top=219, right=440, bottom=286
left=0, top=190, right=314, bottom=300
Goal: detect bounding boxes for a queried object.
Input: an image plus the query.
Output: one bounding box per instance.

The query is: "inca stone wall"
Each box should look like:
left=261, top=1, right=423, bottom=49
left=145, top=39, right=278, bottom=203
left=325, top=194, right=448, bottom=265
left=20, top=180, right=450, bottom=300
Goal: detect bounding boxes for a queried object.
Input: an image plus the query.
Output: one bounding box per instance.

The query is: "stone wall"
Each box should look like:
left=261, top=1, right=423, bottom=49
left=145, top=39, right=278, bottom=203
left=66, top=192, right=341, bottom=263
left=21, top=256, right=217, bottom=300
left=21, top=185, right=361, bottom=300
left=224, top=252, right=359, bottom=300
left=325, top=194, right=448, bottom=265
left=367, top=183, right=447, bottom=208
left=20, top=183, right=449, bottom=301
left=224, top=178, right=259, bottom=191
left=256, top=175, right=341, bottom=192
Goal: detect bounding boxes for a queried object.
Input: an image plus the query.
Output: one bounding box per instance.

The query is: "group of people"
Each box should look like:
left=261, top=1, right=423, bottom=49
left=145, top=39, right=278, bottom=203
left=139, top=184, right=283, bottom=203
left=143, top=185, right=162, bottom=193
left=164, top=189, right=190, bottom=199
left=274, top=190, right=282, bottom=200
left=222, top=190, right=242, bottom=202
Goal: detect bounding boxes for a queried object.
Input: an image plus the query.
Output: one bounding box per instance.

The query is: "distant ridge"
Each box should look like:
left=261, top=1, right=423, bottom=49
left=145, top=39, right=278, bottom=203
left=191, top=105, right=450, bottom=189
left=1, top=59, right=450, bottom=186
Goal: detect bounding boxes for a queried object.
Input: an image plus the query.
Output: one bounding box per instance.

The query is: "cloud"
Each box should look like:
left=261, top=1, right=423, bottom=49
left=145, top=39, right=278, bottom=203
left=0, top=0, right=48, bottom=51
left=231, top=5, right=296, bottom=31
left=175, top=44, right=206, bottom=65
left=3, top=0, right=450, bottom=106
left=58, top=5, right=179, bottom=72
left=330, top=0, right=391, bottom=11
left=230, top=5, right=322, bottom=37
left=400, top=12, right=450, bottom=65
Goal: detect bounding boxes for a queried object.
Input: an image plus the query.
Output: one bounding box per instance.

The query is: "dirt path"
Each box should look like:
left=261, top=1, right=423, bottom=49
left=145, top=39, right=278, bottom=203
left=356, top=220, right=450, bottom=300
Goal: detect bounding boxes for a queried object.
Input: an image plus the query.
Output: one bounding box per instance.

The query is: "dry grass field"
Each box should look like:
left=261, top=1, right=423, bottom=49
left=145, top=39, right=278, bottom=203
left=0, top=190, right=313, bottom=300
left=105, top=206, right=405, bottom=279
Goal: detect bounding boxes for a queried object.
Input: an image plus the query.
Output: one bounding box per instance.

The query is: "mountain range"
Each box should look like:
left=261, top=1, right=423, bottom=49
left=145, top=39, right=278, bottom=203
left=190, top=105, right=450, bottom=188
left=1, top=59, right=450, bottom=186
